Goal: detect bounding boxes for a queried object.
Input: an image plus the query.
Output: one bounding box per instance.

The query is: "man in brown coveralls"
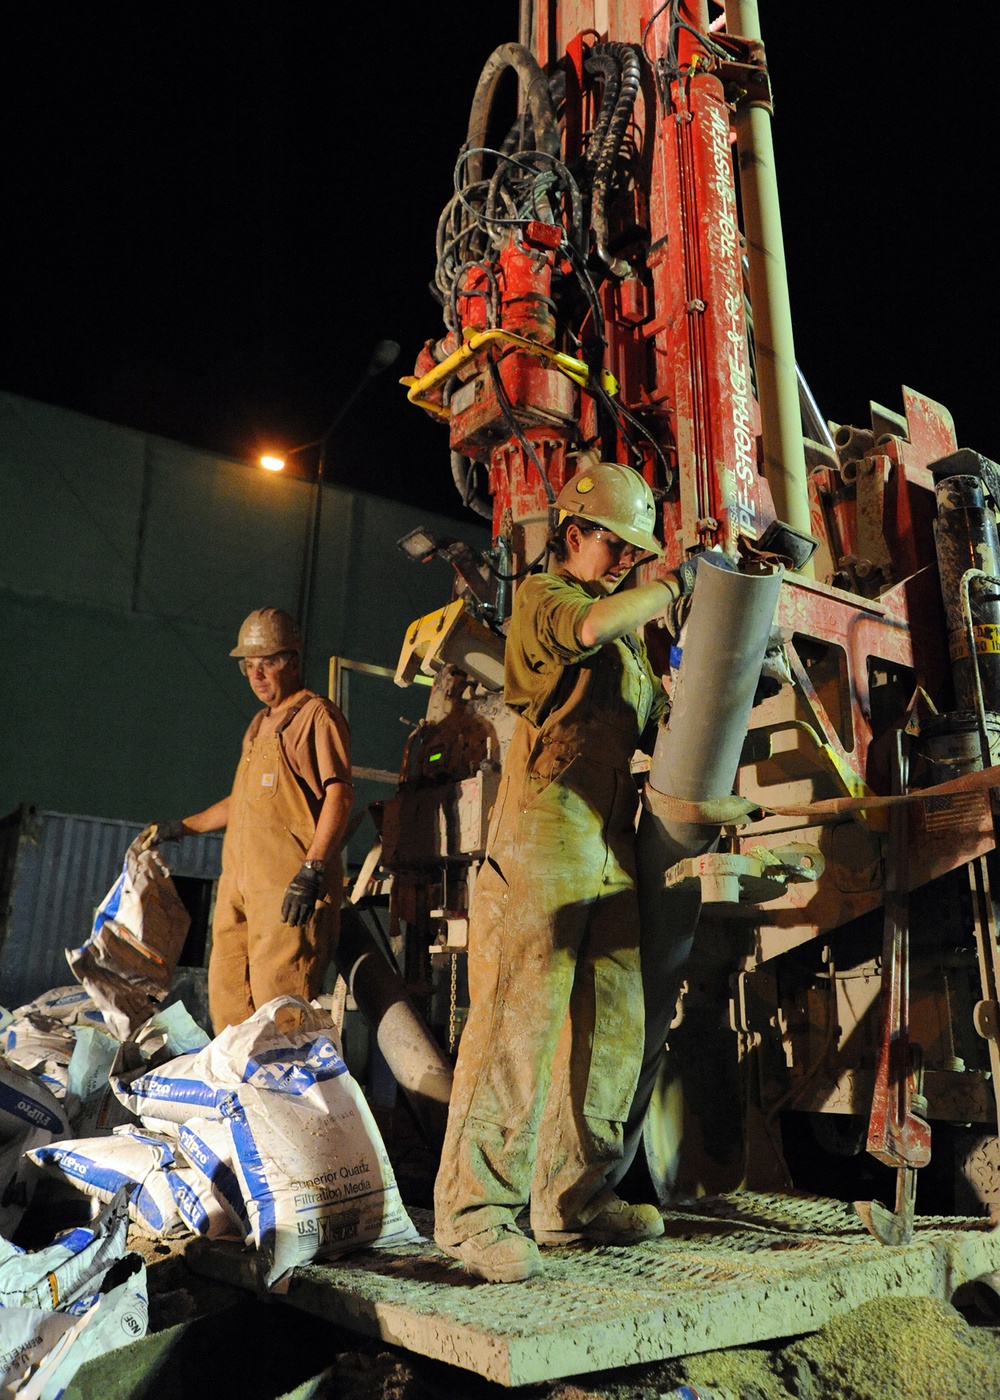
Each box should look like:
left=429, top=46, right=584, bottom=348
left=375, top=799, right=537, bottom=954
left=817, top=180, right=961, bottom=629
left=142, top=607, right=352, bottom=1032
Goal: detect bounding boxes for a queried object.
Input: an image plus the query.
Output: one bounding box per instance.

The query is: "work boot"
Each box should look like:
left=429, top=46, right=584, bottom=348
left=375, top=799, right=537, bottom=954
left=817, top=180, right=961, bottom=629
left=437, top=1224, right=543, bottom=1283
left=534, top=1196, right=665, bottom=1247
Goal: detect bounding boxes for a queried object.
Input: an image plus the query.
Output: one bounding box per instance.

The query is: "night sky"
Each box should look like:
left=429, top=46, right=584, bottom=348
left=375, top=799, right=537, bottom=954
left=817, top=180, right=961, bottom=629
left=4, top=4, right=996, bottom=522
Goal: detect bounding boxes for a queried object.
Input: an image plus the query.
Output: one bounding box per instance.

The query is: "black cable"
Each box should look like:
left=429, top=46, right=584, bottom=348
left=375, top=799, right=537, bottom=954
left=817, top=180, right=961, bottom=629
left=642, top=1, right=733, bottom=107
left=590, top=44, right=643, bottom=274
left=454, top=148, right=584, bottom=251
left=561, top=236, right=606, bottom=345
left=449, top=260, right=499, bottom=334
left=584, top=50, right=622, bottom=163
left=592, top=379, right=676, bottom=493
left=484, top=545, right=549, bottom=582
left=485, top=353, right=557, bottom=505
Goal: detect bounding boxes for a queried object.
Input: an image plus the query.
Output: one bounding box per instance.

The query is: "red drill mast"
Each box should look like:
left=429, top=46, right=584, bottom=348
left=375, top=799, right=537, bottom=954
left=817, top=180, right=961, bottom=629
left=393, top=0, right=1000, bottom=1226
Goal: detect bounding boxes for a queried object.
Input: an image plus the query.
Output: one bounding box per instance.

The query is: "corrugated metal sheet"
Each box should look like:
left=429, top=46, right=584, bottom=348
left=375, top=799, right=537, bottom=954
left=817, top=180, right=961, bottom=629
left=0, top=805, right=222, bottom=1010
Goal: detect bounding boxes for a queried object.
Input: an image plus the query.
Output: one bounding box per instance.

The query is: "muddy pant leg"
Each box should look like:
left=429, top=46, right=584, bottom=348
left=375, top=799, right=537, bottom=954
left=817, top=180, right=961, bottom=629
left=244, top=890, right=336, bottom=1013
left=531, top=885, right=643, bottom=1230
left=434, top=859, right=583, bottom=1247
left=607, top=884, right=702, bottom=1189
left=208, top=868, right=254, bottom=1034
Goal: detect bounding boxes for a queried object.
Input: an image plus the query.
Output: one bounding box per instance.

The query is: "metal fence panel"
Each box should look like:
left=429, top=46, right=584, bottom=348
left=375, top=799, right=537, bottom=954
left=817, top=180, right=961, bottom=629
left=0, top=806, right=222, bottom=1010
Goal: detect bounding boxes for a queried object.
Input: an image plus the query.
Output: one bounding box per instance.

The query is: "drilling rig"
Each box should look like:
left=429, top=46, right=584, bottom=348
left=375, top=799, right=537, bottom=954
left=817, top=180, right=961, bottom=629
left=377, top=0, right=1000, bottom=1239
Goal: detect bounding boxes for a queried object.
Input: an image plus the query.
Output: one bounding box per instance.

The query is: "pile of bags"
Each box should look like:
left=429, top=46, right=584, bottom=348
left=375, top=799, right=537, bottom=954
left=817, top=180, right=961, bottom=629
left=27, top=996, right=419, bottom=1287
left=0, top=1190, right=147, bottom=1396
left=0, top=843, right=420, bottom=1392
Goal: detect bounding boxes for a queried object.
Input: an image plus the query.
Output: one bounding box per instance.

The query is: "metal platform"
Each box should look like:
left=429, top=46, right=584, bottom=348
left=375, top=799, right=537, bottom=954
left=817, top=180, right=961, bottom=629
left=187, top=1193, right=1000, bottom=1388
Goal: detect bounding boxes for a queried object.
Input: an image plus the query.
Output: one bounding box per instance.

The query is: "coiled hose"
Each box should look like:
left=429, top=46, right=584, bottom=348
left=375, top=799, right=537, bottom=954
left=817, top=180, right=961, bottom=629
left=589, top=43, right=642, bottom=278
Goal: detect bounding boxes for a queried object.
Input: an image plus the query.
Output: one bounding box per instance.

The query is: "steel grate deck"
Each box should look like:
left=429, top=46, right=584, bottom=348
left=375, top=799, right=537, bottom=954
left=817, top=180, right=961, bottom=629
left=187, top=1192, right=1000, bottom=1387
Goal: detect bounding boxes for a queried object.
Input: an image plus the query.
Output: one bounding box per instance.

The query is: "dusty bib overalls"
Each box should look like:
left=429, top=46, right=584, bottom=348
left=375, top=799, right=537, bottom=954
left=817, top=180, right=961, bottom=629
left=209, top=698, right=337, bottom=1031
left=435, top=620, right=655, bottom=1245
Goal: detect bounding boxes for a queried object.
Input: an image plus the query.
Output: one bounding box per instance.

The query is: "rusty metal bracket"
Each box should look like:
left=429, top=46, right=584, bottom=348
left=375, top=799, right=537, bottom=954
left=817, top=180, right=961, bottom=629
left=854, top=727, right=931, bottom=1245
left=663, top=842, right=823, bottom=905
left=716, top=37, right=772, bottom=113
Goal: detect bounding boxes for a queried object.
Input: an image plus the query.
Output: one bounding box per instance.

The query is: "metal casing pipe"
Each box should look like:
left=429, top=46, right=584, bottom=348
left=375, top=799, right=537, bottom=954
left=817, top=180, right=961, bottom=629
left=613, top=558, right=783, bottom=1187
left=647, top=557, right=784, bottom=863
left=334, top=903, right=453, bottom=1146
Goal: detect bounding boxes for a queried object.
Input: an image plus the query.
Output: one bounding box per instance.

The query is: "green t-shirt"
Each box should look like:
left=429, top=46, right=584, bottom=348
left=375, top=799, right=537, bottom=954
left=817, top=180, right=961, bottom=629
left=504, top=571, right=668, bottom=737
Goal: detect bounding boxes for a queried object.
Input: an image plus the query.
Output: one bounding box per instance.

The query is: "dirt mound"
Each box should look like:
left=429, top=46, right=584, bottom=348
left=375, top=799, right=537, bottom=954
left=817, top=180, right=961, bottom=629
left=772, top=1295, right=1000, bottom=1400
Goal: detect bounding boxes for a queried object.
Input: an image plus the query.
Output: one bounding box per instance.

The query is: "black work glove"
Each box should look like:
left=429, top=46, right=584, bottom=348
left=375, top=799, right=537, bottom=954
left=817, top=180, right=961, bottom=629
left=281, top=863, right=323, bottom=926
left=137, top=820, right=187, bottom=851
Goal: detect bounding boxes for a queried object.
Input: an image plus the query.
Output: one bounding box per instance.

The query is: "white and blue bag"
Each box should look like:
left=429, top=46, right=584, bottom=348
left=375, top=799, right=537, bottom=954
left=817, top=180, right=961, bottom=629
left=0, top=1058, right=69, bottom=1239
left=10, top=988, right=105, bottom=1030
left=0, top=1188, right=145, bottom=1398
left=175, top=1117, right=250, bottom=1240
left=27, top=1127, right=185, bottom=1239
left=114, top=996, right=419, bottom=1286
left=65, top=843, right=190, bottom=1041
left=8, top=1254, right=147, bottom=1399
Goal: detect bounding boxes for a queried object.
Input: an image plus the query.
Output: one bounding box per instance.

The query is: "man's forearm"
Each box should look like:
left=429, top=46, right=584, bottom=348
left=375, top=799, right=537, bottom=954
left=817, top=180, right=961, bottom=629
left=305, top=782, right=353, bottom=866
left=179, top=797, right=231, bottom=833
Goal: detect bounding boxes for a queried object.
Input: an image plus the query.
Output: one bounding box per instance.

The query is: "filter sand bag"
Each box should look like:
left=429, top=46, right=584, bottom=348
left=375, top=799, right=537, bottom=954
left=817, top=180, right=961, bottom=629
left=0, top=1188, right=129, bottom=1312
left=28, top=1127, right=185, bottom=1239
left=66, top=843, right=190, bottom=1041
left=116, top=996, right=419, bottom=1286
left=176, top=1117, right=250, bottom=1240
left=0, top=1058, right=69, bottom=1239
left=10, top=989, right=105, bottom=1030
left=0, top=1189, right=140, bottom=1397
left=7, top=1253, right=147, bottom=1400
left=0, top=1060, right=67, bottom=1146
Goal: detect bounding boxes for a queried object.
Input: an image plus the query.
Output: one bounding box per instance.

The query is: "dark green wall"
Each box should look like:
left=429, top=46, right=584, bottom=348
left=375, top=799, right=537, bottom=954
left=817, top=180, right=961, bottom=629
left=0, top=390, right=486, bottom=848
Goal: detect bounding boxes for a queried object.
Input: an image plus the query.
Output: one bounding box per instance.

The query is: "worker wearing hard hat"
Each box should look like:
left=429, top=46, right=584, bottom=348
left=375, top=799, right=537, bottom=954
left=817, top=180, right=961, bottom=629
left=434, top=463, right=707, bottom=1284
left=140, top=607, right=352, bottom=1033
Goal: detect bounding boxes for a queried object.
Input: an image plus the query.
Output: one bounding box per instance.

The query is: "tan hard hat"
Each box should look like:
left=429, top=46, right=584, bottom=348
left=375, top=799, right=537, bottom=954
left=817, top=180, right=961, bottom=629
left=229, top=607, right=301, bottom=658
left=556, top=463, right=663, bottom=556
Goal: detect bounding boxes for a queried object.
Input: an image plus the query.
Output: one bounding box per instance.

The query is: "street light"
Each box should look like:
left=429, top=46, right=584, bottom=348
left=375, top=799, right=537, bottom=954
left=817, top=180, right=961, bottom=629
left=261, top=338, right=402, bottom=679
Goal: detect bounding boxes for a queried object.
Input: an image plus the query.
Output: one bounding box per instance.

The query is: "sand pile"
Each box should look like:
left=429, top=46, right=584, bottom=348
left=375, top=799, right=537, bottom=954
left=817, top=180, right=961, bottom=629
left=775, top=1295, right=1000, bottom=1400
left=674, top=1295, right=1000, bottom=1400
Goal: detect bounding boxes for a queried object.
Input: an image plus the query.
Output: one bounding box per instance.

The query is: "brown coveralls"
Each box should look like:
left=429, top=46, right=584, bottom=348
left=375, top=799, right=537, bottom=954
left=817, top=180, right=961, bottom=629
left=208, top=691, right=350, bottom=1032
left=435, top=573, right=667, bottom=1245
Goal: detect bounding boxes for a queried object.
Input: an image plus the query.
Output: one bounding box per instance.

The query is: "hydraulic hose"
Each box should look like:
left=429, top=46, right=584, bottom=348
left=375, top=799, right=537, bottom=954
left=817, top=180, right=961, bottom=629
left=451, top=450, right=492, bottom=520
left=584, top=50, right=621, bottom=163
left=486, top=353, right=557, bottom=505
left=465, top=43, right=560, bottom=188
left=590, top=43, right=642, bottom=278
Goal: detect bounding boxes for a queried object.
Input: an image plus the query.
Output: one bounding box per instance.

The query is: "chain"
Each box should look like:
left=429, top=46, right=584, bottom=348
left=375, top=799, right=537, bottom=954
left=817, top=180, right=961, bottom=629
left=448, top=953, right=459, bottom=1056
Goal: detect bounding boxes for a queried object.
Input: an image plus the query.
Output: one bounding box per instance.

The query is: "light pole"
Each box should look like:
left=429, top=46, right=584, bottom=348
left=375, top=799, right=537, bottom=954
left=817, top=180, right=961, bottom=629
left=260, top=338, right=401, bottom=680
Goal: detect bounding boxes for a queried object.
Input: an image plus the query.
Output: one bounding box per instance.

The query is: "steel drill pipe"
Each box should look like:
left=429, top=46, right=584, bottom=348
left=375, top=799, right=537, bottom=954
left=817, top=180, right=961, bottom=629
left=724, top=0, right=812, bottom=564
left=334, top=903, right=453, bottom=1146
left=648, top=557, right=784, bottom=859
